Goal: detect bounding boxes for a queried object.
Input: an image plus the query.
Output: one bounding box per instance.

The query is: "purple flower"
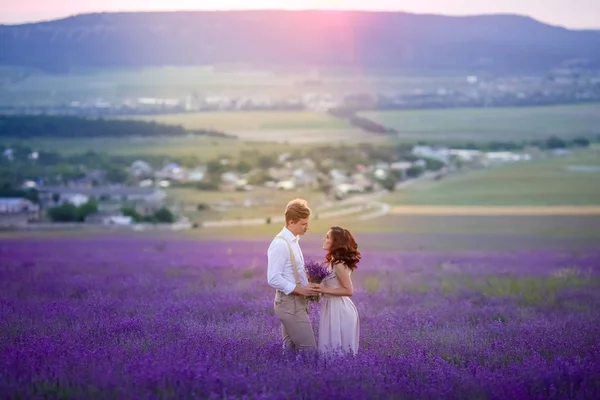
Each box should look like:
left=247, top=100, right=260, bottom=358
left=304, top=259, right=329, bottom=283
left=1, top=237, right=599, bottom=399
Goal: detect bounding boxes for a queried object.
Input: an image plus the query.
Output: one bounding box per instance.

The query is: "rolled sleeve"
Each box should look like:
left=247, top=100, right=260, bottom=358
left=267, top=240, right=296, bottom=294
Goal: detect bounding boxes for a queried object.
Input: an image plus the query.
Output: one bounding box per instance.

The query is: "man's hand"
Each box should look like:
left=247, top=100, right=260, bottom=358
left=314, top=283, right=328, bottom=295
left=292, top=283, right=320, bottom=296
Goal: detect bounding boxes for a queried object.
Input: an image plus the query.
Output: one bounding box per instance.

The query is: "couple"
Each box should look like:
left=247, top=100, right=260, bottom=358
left=266, top=198, right=361, bottom=356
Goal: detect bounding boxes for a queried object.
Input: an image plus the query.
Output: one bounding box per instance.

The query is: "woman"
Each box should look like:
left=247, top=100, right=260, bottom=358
left=316, top=226, right=360, bottom=356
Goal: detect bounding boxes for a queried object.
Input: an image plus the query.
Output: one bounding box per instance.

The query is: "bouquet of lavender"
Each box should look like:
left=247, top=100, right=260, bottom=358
left=304, top=259, right=329, bottom=302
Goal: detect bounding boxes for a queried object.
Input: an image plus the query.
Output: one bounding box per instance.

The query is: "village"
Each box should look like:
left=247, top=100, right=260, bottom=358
left=2, top=67, right=600, bottom=116
left=0, top=142, right=553, bottom=230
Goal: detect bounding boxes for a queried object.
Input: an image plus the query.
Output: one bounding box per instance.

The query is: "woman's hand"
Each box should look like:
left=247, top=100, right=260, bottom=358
left=314, top=283, right=328, bottom=295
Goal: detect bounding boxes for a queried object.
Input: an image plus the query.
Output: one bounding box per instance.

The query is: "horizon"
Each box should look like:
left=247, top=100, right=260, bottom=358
left=1, top=1, right=599, bottom=29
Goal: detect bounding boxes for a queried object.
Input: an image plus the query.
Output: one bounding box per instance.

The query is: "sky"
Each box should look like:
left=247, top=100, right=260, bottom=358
left=1, top=0, right=599, bottom=29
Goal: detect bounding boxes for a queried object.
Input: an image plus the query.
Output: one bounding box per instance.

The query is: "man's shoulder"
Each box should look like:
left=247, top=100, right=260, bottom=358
left=268, top=236, right=288, bottom=251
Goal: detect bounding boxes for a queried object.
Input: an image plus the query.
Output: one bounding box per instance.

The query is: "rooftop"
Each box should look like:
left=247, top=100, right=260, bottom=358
left=38, top=186, right=163, bottom=197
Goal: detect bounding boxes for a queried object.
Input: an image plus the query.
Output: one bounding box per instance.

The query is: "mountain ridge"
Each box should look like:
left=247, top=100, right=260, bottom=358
left=1, top=10, right=599, bottom=73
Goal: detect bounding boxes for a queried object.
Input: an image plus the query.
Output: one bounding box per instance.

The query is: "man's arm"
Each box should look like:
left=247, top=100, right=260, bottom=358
left=267, top=240, right=297, bottom=295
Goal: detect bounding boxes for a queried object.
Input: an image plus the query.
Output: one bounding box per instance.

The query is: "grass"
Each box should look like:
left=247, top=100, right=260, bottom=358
left=167, top=187, right=326, bottom=222
left=384, top=149, right=600, bottom=206
left=3, top=213, right=600, bottom=252
left=361, top=103, right=600, bottom=142
left=438, top=274, right=595, bottom=305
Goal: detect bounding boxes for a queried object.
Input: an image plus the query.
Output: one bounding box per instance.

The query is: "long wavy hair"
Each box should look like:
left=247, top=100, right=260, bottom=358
left=325, top=226, right=361, bottom=271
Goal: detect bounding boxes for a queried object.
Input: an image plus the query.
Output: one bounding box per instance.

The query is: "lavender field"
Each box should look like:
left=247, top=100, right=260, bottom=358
left=1, top=235, right=600, bottom=399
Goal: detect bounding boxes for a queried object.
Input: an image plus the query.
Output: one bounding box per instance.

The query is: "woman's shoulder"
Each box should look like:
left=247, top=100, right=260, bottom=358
left=332, top=260, right=350, bottom=270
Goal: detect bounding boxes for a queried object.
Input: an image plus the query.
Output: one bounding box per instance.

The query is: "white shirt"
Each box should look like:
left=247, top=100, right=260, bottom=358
left=267, top=226, right=308, bottom=295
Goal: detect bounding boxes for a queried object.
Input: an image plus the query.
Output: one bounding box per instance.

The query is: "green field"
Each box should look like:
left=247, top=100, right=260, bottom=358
left=122, top=111, right=349, bottom=131
left=6, top=213, right=598, bottom=252
left=361, top=103, right=600, bottom=142
left=384, top=149, right=600, bottom=206
left=4, top=136, right=321, bottom=159
left=184, top=214, right=600, bottom=250
left=0, top=66, right=466, bottom=107
left=119, top=111, right=373, bottom=142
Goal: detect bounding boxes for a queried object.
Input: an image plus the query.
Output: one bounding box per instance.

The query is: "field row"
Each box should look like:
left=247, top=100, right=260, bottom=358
left=119, top=103, right=600, bottom=142
left=1, top=236, right=599, bottom=399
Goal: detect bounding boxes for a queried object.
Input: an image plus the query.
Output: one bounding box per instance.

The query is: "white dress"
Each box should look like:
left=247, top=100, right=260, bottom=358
left=318, top=263, right=360, bottom=356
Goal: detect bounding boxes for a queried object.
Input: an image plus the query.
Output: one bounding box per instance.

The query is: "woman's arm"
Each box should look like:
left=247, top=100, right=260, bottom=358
left=319, top=262, right=353, bottom=297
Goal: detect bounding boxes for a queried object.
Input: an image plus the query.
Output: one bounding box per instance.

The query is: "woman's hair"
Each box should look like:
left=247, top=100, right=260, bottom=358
left=325, top=226, right=361, bottom=271
left=285, top=198, right=311, bottom=223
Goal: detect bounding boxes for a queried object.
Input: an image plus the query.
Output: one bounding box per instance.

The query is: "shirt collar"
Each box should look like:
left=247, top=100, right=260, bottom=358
left=281, top=226, right=299, bottom=242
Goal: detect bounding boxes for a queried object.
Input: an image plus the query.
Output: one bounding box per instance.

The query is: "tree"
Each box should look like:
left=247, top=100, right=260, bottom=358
left=235, top=160, right=253, bottom=174
left=247, top=171, right=271, bottom=186
left=154, top=207, right=175, bottom=223
left=75, top=200, right=98, bottom=221
left=47, top=200, right=97, bottom=222
left=54, top=164, right=83, bottom=182
left=0, top=116, right=188, bottom=138
left=0, top=185, right=39, bottom=204
left=381, top=175, right=397, bottom=192
left=423, top=157, right=445, bottom=172
left=257, top=155, right=277, bottom=169
left=106, top=166, right=130, bottom=184
left=206, top=160, right=226, bottom=183
left=571, top=137, right=590, bottom=148
left=545, top=136, right=566, bottom=149
left=47, top=203, right=78, bottom=222
left=207, top=160, right=225, bottom=174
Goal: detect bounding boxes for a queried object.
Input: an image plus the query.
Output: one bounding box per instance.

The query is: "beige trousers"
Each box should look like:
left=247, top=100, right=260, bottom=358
left=274, top=291, right=316, bottom=351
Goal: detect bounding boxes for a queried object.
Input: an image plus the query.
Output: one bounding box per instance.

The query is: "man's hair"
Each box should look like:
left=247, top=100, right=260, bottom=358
left=285, top=198, right=311, bottom=223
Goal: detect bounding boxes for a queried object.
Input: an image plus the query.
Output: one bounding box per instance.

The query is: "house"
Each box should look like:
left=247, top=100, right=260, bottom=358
left=485, top=152, right=531, bottom=163
left=552, top=149, right=570, bottom=157
left=3, top=148, right=13, bottom=160
left=138, top=179, right=154, bottom=188
left=156, top=163, right=185, bottom=181
left=61, top=193, right=90, bottom=207
left=266, top=167, right=288, bottom=181
left=334, top=183, right=364, bottom=195
left=220, top=172, right=240, bottom=184
left=0, top=197, right=40, bottom=225
left=21, top=180, right=38, bottom=189
left=329, top=169, right=349, bottom=185
left=38, top=186, right=166, bottom=207
left=278, top=153, right=292, bottom=163
left=411, top=145, right=451, bottom=164
left=390, top=162, right=413, bottom=171
left=449, top=149, right=483, bottom=162
left=291, top=169, right=318, bottom=188
left=186, top=167, right=206, bottom=182
left=373, top=169, right=387, bottom=180
left=350, top=173, right=373, bottom=190
left=277, top=180, right=296, bottom=190
left=131, top=160, right=153, bottom=177
left=0, top=198, right=39, bottom=215
left=85, top=211, right=133, bottom=225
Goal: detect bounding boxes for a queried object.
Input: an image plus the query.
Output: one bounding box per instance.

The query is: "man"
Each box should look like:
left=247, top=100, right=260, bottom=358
left=267, top=198, right=320, bottom=352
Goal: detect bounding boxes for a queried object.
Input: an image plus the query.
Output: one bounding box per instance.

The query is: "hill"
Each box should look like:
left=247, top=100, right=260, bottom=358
left=1, top=10, right=599, bottom=73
